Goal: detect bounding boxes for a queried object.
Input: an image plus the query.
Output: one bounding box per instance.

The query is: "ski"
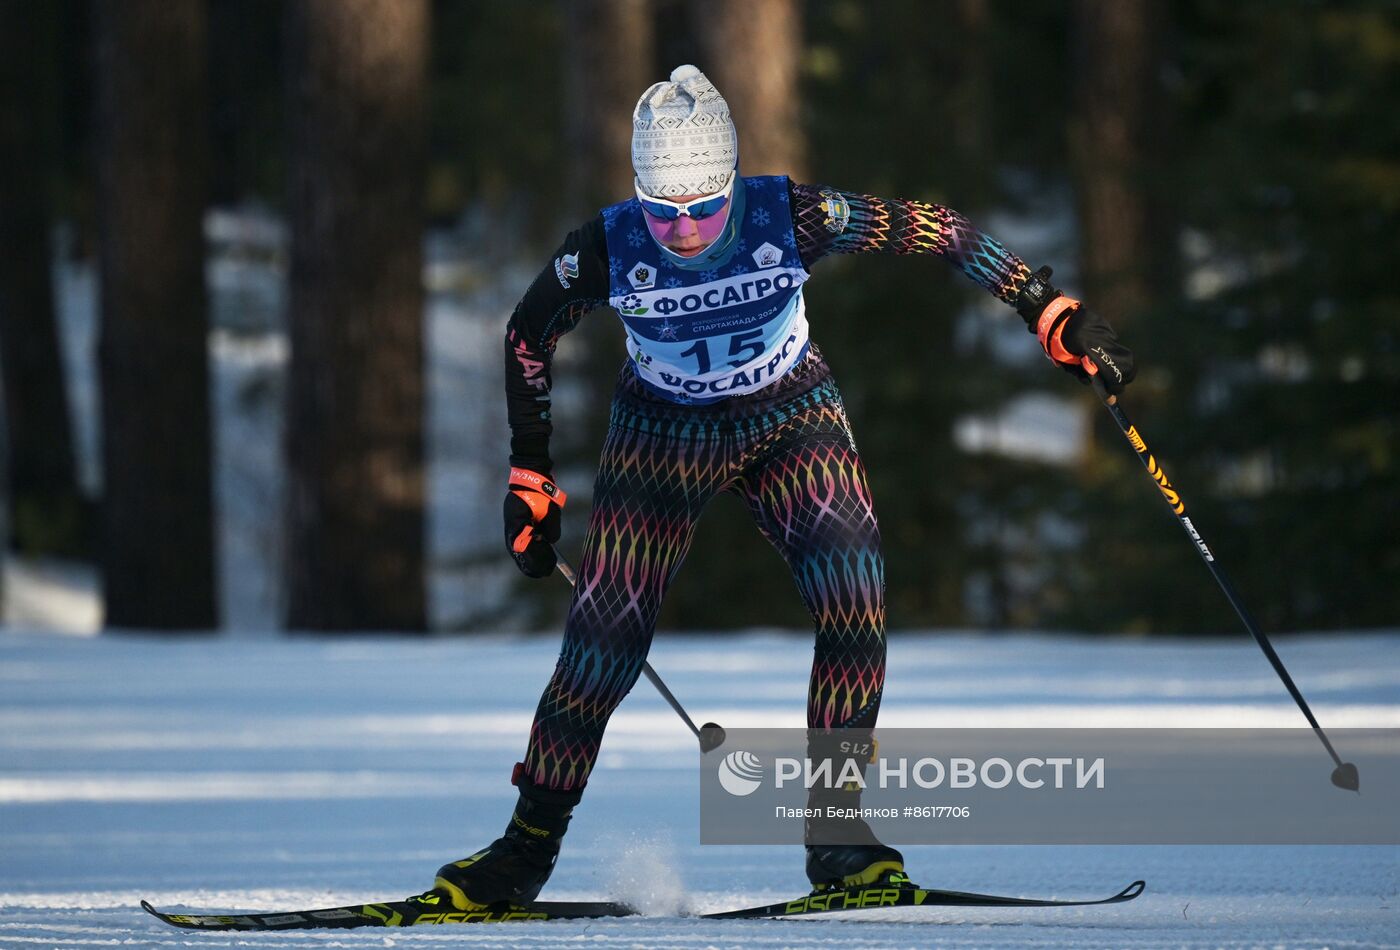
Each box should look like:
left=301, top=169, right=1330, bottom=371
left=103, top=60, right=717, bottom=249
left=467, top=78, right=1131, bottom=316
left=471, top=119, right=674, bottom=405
left=699, top=879, right=1146, bottom=920
left=144, top=879, right=1146, bottom=929
left=140, top=894, right=638, bottom=930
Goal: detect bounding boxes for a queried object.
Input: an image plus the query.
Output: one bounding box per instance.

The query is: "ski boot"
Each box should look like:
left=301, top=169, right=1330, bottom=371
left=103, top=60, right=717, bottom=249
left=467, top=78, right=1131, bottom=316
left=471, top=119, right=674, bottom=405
left=433, top=767, right=583, bottom=910
left=803, top=728, right=909, bottom=892
left=805, top=829, right=908, bottom=891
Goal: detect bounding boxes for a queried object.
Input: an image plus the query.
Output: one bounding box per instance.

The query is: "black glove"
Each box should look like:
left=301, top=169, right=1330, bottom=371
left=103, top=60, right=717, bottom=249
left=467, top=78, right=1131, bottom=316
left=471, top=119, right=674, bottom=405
left=1060, top=305, right=1135, bottom=394
left=1015, top=266, right=1136, bottom=395
left=504, top=467, right=565, bottom=578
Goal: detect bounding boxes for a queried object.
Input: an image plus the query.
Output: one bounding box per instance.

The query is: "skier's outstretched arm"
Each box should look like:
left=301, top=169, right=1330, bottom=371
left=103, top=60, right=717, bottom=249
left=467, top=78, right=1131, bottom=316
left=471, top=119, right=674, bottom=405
left=502, top=217, right=610, bottom=577
left=787, top=182, right=1136, bottom=393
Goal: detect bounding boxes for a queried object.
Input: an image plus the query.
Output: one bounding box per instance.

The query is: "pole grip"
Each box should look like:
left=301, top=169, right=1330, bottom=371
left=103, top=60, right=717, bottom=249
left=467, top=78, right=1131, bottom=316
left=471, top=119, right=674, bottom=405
left=1090, top=375, right=1116, bottom=406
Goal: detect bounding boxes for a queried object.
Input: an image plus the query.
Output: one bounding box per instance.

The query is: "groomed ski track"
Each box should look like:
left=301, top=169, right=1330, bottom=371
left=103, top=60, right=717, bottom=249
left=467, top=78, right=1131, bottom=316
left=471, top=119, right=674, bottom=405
left=2, top=628, right=1397, bottom=948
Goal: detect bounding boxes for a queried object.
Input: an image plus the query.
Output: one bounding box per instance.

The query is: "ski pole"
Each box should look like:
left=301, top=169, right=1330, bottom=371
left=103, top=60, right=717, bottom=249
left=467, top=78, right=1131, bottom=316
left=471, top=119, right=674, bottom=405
left=550, top=545, right=726, bottom=753
left=1089, top=377, right=1359, bottom=792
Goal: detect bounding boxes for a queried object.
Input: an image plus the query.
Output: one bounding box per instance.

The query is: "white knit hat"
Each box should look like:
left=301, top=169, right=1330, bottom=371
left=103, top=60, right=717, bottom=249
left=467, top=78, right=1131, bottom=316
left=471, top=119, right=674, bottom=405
left=631, top=64, right=739, bottom=198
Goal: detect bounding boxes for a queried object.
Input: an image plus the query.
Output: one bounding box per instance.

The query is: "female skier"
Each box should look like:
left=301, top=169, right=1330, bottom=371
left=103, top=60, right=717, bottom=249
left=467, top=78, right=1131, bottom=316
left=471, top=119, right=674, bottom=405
left=433, top=65, right=1135, bottom=910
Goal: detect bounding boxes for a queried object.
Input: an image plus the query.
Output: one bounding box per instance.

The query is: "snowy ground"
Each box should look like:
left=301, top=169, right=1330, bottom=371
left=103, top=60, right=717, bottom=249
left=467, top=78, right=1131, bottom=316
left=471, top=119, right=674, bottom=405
left=2, top=628, right=1397, bottom=948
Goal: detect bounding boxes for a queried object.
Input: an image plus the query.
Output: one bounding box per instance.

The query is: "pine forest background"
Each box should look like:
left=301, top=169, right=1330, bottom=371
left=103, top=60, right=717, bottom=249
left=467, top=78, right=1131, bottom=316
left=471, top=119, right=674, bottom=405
left=0, top=0, right=1395, bottom=637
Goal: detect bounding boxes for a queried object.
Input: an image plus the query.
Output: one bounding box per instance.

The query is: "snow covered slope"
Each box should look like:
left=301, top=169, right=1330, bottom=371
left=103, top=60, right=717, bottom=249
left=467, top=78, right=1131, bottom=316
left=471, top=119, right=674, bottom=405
left=2, top=628, right=1397, bottom=948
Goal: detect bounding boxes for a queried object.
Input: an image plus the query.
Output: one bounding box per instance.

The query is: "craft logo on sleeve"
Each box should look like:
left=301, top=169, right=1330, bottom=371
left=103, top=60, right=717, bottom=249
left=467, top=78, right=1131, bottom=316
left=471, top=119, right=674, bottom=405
left=553, top=252, right=579, bottom=289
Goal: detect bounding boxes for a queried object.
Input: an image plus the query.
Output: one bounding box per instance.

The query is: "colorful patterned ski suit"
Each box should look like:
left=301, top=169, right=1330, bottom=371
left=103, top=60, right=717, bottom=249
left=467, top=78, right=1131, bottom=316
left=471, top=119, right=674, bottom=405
left=504, top=178, right=1032, bottom=791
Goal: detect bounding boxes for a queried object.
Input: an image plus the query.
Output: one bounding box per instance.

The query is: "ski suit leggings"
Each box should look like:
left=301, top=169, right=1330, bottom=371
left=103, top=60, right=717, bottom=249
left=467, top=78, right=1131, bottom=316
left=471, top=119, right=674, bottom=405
left=523, top=348, right=887, bottom=792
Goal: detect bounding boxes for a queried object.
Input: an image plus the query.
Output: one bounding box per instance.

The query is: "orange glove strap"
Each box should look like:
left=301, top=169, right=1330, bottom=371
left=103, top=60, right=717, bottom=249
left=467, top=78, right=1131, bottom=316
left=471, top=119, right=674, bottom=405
left=1034, top=295, right=1097, bottom=376
left=509, top=467, right=567, bottom=512
left=508, top=468, right=566, bottom=553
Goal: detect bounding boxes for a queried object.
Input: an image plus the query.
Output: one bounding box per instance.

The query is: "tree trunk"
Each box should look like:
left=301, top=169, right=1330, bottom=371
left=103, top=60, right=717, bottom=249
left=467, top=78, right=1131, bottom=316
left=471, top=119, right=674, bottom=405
left=1070, top=0, right=1165, bottom=324
left=94, top=0, right=217, bottom=630
left=0, top=0, right=85, bottom=558
left=282, top=0, right=427, bottom=632
left=949, top=0, right=993, bottom=203
left=1069, top=0, right=1173, bottom=473
left=564, top=0, right=653, bottom=213
left=697, top=0, right=806, bottom=180
left=559, top=0, right=655, bottom=601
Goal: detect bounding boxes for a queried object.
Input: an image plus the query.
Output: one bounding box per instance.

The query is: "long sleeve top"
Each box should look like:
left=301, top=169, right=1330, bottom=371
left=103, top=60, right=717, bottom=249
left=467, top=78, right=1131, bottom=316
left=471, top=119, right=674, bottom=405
left=504, top=182, right=1033, bottom=472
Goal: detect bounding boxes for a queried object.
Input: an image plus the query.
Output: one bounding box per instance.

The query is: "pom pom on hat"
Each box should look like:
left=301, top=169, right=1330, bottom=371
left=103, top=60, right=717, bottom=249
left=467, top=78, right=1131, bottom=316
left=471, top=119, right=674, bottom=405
left=631, top=64, right=738, bottom=198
